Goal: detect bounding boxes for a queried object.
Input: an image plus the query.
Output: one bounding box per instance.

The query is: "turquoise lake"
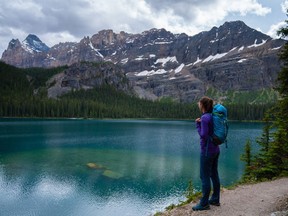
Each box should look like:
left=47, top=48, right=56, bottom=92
left=0, top=119, right=263, bottom=216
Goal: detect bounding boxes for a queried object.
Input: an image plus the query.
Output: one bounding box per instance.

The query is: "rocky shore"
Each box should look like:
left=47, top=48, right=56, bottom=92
left=157, top=177, right=288, bottom=216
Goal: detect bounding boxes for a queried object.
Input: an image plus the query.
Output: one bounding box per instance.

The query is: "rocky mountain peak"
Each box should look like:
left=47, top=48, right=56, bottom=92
left=220, top=20, right=248, bottom=30
left=96, top=30, right=115, bottom=44
left=90, top=30, right=125, bottom=48
left=140, top=28, right=175, bottom=41
left=22, top=34, right=50, bottom=53
left=7, top=39, right=22, bottom=49
left=217, top=20, right=271, bottom=46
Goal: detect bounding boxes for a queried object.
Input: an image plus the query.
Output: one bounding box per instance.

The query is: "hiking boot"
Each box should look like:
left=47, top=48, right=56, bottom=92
left=209, top=199, right=220, bottom=206
left=192, top=203, right=210, bottom=211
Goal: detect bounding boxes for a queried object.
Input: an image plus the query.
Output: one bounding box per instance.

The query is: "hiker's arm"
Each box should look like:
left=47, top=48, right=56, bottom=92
left=198, top=116, right=209, bottom=140
left=196, top=118, right=201, bottom=134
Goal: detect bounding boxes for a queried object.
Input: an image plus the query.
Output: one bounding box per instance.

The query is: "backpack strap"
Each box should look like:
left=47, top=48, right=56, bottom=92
left=224, top=120, right=228, bottom=148
left=205, top=113, right=213, bottom=156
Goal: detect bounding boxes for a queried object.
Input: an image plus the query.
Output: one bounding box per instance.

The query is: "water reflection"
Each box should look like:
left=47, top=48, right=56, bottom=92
left=0, top=119, right=264, bottom=216
left=0, top=148, right=188, bottom=216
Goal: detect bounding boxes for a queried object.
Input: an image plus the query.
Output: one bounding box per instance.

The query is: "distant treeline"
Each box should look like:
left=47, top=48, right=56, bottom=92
left=0, top=61, right=274, bottom=120
left=0, top=87, right=274, bottom=120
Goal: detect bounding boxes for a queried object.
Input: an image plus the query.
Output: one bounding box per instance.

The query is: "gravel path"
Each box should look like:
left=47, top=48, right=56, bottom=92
left=159, top=178, right=288, bottom=216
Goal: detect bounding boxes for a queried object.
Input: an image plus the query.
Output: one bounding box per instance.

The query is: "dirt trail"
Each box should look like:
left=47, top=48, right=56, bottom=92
left=159, top=178, right=288, bottom=216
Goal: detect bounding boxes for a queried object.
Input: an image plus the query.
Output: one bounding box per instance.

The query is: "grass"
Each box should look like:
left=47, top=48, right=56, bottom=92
left=153, top=180, right=202, bottom=215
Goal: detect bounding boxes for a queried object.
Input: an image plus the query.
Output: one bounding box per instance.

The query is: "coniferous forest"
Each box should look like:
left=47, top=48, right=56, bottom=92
left=0, top=61, right=276, bottom=120
left=241, top=16, right=288, bottom=180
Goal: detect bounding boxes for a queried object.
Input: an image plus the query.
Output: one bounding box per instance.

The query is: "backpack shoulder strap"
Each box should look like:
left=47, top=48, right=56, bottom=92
left=205, top=113, right=213, bottom=156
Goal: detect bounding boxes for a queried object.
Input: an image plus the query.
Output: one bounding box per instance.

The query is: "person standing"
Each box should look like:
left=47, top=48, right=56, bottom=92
left=192, top=96, right=221, bottom=211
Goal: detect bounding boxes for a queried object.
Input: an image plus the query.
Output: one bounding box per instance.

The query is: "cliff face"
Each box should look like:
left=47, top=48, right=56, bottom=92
left=1, top=21, right=285, bottom=102
left=47, top=62, right=131, bottom=98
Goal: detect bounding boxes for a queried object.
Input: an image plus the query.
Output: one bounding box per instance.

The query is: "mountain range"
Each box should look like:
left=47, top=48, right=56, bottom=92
left=1, top=21, right=285, bottom=103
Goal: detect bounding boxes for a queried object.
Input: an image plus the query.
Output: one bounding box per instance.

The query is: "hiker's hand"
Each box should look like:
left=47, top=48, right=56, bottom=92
left=195, top=118, right=201, bottom=123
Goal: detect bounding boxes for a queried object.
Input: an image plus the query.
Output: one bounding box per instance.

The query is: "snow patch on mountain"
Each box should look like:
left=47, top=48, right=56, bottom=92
left=270, top=46, right=282, bottom=50
left=175, top=63, right=185, bottom=73
left=203, top=52, right=228, bottom=63
left=155, top=41, right=173, bottom=45
left=248, top=39, right=268, bottom=48
left=135, top=55, right=147, bottom=61
left=238, top=46, right=245, bottom=51
left=155, top=56, right=178, bottom=66
left=89, top=41, right=104, bottom=58
left=238, top=59, right=247, bottom=63
left=136, top=69, right=168, bottom=76
left=191, top=57, right=202, bottom=65
left=121, top=58, right=129, bottom=64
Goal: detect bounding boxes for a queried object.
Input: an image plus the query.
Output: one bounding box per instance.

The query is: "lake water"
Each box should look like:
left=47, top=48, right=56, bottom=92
left=0, top=119, right=263, bottom=216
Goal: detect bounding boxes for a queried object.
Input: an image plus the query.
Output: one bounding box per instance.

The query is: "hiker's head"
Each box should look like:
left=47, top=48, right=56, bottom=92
left=198, top=96, right=213, bottom=113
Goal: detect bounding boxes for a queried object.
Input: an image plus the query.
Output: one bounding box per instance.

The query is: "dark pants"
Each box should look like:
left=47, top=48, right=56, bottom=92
left=199, top=152, right=220, bottom=206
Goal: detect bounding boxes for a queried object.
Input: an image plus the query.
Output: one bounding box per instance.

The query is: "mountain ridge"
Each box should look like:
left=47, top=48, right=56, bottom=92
left=1, top=20, right=285, bottom=103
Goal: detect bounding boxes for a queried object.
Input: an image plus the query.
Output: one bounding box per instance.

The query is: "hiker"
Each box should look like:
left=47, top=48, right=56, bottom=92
left=192, top=96, right=221, bottom=211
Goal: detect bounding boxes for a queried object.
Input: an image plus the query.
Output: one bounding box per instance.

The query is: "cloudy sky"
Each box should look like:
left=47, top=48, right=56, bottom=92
left=0, top=0, right=287, bottom=55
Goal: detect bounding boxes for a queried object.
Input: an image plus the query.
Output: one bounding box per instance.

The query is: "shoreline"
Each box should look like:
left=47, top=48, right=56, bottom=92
left=155, top=177, right=288, bottom=216
left=0, top=116, right=267, bottom=123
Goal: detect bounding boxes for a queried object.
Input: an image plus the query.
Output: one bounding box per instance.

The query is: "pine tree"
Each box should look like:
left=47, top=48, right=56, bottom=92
left=274, top=13, right=288, bottom=176
left=251, top=13, right=288, bottom=179
left=265, top=16, right=288, bottom=177
left=252, top=114, right=275, bottom=179
left=240, top=139, right=252, bottom=180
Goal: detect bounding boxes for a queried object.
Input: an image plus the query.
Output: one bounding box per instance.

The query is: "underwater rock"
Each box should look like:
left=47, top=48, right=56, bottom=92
left=86, top=162, right=105, bottom=169
left=102, top=170, right=123, bottom=179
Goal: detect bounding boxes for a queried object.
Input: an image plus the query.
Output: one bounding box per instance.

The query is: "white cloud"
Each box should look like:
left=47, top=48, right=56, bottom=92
left=143, top=0, right=272, bottom=35
left=0, top=0, right=275, bottom=55
left=221, top=0, right=271, bottom=16
left=41, top=32, right=80, bottom=47
left=267, top=21, right=286, bottom=38
left=281, top=0, right=288, bottom=13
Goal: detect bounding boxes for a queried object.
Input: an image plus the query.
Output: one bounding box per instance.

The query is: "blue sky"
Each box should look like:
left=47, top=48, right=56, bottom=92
left=228, top=0, right=286, bottom=36
left=0, top=0, right=287, bottom=56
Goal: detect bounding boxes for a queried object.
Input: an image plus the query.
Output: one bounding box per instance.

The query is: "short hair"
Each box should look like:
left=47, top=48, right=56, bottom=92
left=199, top=96, right=214, bottom=113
